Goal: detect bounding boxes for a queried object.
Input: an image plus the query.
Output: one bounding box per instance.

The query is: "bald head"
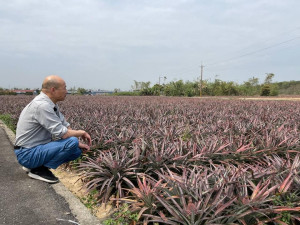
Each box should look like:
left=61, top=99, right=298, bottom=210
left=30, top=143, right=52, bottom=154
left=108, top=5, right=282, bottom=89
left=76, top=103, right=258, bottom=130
left=41, top=75, right=67, bottom=103
left=42, top=75, right=65, bottom=92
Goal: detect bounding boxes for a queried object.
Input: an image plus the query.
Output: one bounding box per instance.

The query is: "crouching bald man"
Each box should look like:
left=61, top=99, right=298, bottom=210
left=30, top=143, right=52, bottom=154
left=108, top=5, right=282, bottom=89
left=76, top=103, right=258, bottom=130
left=14, top=75, right=91, bottom=183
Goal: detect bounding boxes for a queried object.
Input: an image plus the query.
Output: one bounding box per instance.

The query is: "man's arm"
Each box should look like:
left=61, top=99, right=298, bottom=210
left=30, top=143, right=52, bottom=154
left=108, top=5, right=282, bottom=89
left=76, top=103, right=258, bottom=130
left=64, top=127, right=91, bottom=152
left=62, top=129, right=92, bottom=146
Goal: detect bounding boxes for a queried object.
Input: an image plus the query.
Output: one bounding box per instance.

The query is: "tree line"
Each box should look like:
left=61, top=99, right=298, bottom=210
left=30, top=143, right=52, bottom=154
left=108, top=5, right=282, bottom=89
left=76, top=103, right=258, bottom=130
left=114, top=73, right=300, bottom=97
left=1, top=73, right=299, bottom=96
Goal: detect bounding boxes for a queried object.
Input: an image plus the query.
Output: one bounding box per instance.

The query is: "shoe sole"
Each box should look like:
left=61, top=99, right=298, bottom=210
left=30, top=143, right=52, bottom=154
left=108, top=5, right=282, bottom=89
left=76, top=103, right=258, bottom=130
left=28, top=172, right=59, bottom=184
left=22, top=166, right=31, bottom=173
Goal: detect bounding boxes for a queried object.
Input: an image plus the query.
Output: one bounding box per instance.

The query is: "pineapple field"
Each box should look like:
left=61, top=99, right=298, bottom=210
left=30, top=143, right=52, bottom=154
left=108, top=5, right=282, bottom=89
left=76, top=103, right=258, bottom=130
left=1, top=95, right=300, bottom=224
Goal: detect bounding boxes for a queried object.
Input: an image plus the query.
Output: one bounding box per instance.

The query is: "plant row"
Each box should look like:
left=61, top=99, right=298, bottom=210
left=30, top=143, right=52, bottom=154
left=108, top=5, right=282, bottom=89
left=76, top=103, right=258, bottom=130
left=1, top=95, right=300, bottom=224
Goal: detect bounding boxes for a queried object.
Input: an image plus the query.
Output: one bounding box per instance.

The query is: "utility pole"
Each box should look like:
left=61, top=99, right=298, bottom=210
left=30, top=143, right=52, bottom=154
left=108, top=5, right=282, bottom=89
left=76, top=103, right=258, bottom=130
left=199, top=64, right=204, bottom=97
left=159, top=76, right=167, bottom=85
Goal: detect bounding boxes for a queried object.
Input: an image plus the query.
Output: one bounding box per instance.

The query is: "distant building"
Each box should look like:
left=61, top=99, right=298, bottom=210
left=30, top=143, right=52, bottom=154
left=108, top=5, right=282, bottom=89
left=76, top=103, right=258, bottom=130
left=11, top=90, right=37, bottom=95
left=88, top=90, right=114, bottom=95
left=66, top=89, right=113, bottom=95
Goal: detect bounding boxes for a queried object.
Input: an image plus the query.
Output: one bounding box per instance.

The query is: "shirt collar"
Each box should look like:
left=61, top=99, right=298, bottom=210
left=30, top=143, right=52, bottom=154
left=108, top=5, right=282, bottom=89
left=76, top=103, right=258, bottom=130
left=39, top=91, right=58, bottom=108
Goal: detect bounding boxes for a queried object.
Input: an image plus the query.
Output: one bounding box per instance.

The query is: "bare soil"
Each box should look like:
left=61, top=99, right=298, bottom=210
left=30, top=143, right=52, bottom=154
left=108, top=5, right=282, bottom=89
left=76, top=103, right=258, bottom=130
left=195, top=96, right=300, bottom=101
left=52, top=168, right=113, bottom=220
left=239, top=96, right=300, bottom=101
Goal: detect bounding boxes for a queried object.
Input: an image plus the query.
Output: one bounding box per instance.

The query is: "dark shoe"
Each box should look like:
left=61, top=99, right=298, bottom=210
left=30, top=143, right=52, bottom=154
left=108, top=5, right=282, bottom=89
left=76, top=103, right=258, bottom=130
left=28, top=166, right=59, bottom=183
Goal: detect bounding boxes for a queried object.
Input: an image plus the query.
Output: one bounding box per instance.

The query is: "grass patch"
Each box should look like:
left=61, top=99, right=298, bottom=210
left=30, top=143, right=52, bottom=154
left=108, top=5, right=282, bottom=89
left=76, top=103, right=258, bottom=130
left=0, top=114, right=16, bottom=133
left=81, top=189, right=99, bottom=212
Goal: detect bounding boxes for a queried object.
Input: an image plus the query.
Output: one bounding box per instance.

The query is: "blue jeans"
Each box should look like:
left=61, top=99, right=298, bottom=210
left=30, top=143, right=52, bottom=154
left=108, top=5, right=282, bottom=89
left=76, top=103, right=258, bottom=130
left=14, top=137, right=82, bottom=169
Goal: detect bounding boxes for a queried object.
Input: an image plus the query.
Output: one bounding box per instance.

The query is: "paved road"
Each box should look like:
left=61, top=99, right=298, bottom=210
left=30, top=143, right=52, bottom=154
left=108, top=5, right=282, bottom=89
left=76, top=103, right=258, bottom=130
left=0, top=127, right=101, bottom=225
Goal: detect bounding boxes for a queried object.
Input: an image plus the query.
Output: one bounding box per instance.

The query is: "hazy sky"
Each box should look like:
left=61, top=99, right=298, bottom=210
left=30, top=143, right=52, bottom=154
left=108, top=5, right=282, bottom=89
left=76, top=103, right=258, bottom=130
left=0, top=0, right=299, bottom=90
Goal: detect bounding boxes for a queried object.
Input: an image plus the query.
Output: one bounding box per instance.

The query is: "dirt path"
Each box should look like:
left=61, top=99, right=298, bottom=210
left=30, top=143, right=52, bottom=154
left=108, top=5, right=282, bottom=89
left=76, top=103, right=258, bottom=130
left=239, top=97, right=300, bottom=101
left=194, top=96, right=300, bottom=101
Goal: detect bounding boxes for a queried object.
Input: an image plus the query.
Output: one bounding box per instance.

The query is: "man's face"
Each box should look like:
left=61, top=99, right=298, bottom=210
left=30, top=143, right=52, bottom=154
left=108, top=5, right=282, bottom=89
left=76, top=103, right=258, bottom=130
left=54, top=81, right=67, bottom=102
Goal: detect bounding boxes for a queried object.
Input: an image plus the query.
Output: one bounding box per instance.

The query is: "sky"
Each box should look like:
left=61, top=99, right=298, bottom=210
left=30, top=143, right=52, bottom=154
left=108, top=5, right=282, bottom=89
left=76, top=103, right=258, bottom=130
left=0, top=0, right=299, bottom=91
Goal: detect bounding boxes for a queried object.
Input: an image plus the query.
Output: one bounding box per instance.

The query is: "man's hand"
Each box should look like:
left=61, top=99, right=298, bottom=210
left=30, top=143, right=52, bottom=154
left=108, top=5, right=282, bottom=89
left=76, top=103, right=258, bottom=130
left=62, top=129, right=92, bottom=146
left=79, top=141, right=90, bottom=153
left=81, top=131, right=92, bottom=146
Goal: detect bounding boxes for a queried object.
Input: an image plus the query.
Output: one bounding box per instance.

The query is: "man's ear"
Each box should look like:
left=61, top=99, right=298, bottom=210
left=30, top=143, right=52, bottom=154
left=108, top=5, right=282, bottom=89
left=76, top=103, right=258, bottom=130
left=50, top=87, right=56, bottom=93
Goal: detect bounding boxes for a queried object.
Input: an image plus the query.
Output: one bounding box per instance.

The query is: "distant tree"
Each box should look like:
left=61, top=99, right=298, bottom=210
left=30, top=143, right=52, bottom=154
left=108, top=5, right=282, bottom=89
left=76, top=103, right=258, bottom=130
left=140, top=81, right=151, bottom=90
left=264, top=73, right=274, bottom=84
left=151, top=84, right=164, bottom=96
left=126, top=74, right=297, bottom=97
left=276, top=80, right=300, bottom=95
left=139, top=81, right=152, bottom=95
left=241, top=77, right=260, bottom=96
left=112, top=91, right=138, bottom=96
left=131, top=80, right=141, bottom=92
left=270, top=84, right=279, bottom=96
left=0, top=87, right=5, bottom=95
left=114, top=88, right=121, bottom=93
left=183, top=81, right=198, bottom=97
left=164, top=80, right=185, bottom=96
left=261, top=73, right=278, bottom=96
left=261, top=85, right=271, bottom=96
left=77, top=87, right=87, bottom=95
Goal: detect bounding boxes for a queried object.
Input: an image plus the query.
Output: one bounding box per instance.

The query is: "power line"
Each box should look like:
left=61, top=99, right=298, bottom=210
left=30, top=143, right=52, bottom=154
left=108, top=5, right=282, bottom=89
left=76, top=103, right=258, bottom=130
left=169, top=27, right=300, bottom=74
left=153, top=27, right=300, bottom=82
left=206, top=36, right=300, bottom=68
left=232, top=27, right=300, bottom=55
